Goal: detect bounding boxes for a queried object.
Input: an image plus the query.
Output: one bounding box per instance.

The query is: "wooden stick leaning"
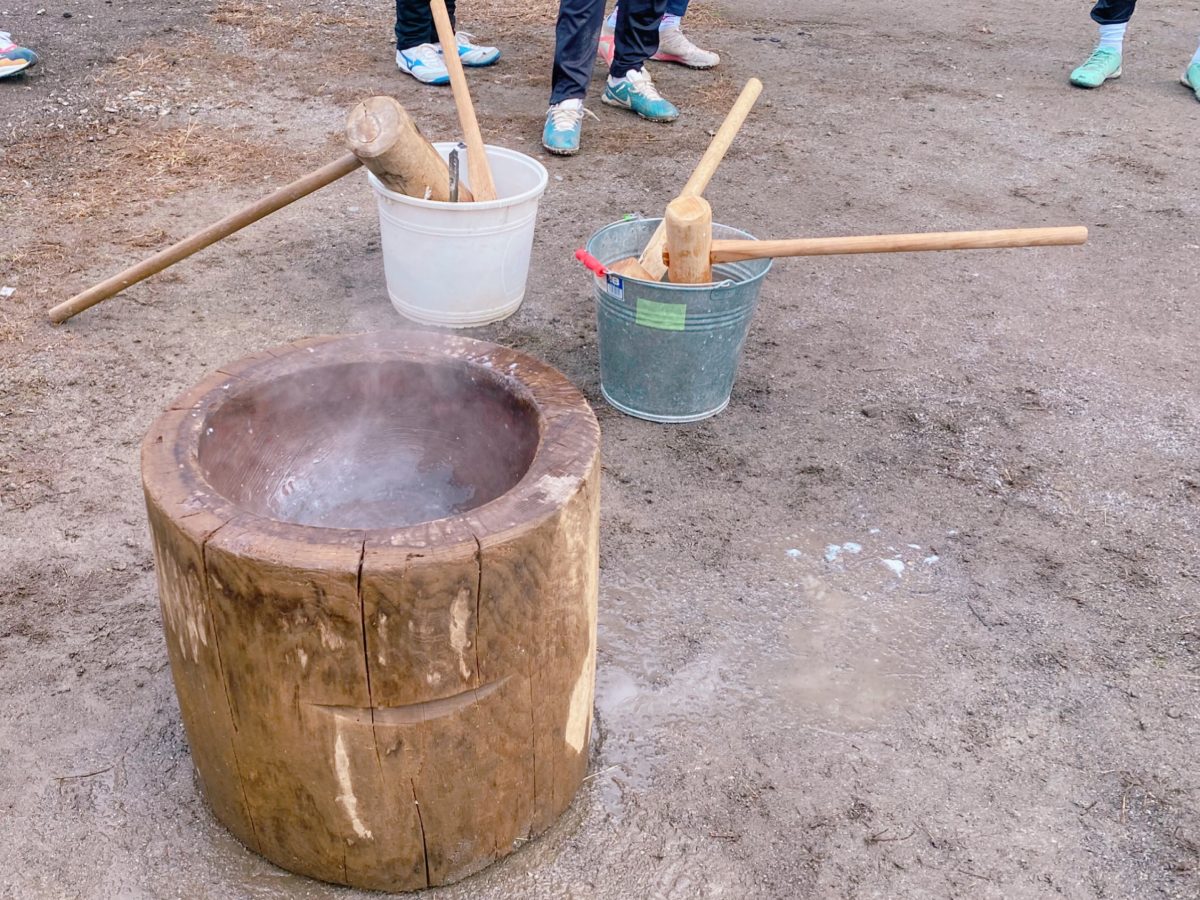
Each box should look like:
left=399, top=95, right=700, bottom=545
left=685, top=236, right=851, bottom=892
left=661, top=226, right=1089, bottom=267
left=50, top=99, right=460, bottom=325
left=430, top=0, right=497, bottom=201
left=609, top=77, right=763, bottom=282
left=48, top=154, right=363, bottom=325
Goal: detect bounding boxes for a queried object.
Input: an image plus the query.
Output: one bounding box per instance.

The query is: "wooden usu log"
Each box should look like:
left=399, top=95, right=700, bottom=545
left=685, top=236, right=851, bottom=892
left=141, top=332, right=600, bottom=891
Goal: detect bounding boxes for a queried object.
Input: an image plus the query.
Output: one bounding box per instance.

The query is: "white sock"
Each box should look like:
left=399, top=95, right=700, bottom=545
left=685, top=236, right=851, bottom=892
left=1191, top=41, right=1200, bottom=67
left=1098, top=23, right=1127, bottom=53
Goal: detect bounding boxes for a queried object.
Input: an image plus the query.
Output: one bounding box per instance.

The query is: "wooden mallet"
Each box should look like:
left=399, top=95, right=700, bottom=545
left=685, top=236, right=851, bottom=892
left=49, top=99, right=461, bottom=325
left=608, top=77, right=763, bottom=282
left=661, top=213, right=1090, bottom=279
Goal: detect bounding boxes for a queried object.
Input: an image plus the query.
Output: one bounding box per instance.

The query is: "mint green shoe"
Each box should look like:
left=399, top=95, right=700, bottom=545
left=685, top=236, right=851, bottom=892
left=602, top=67, right=679, bottom=122
left=1183, top=64, right=1200, bottom=102
left=1070, top=47, right=1122, bottom=88
left=543, top=99, right=587, bottom=156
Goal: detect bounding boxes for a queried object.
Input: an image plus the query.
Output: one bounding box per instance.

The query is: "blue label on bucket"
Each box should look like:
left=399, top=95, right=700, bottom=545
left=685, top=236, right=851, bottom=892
left=605, top=274, right=624, bottom=301
left=635, top=298, right=688, bottom=331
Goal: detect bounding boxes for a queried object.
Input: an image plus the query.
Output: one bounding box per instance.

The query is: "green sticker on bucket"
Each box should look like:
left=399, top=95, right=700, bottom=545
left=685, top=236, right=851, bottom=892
left=635, top=297, right=687, bottom=331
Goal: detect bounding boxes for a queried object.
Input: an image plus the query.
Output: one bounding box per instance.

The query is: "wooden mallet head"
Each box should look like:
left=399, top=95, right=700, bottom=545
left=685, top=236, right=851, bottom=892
left=664, top=195, right=714, bottom=285
left=345, top=96, right=472, bottom=202
left=609, top=195, right=717, bottom=284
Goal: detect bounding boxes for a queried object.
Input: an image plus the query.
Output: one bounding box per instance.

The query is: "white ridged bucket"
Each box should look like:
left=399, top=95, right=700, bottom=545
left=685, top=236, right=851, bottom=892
left=367, top=143, right=549, bottom=328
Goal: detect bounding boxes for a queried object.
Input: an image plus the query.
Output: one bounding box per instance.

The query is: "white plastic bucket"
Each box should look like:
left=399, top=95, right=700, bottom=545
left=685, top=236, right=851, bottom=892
left=367, top=143, right=549, bottom=328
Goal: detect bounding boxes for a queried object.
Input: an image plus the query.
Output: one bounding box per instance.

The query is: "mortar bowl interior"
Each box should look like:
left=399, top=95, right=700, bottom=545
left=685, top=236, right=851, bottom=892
left=197, top=359, right=541, bottom=530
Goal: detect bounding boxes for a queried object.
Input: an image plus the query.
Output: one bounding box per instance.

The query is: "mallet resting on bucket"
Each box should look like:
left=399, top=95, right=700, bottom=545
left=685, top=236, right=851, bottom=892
left=608, top=77, right=763, bottom=282
left=660, top=195, right=1089, bottom=283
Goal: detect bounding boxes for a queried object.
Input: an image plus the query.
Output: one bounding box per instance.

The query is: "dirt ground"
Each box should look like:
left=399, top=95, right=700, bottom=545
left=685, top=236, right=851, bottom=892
left=2, top=0, right=1199, bottom=896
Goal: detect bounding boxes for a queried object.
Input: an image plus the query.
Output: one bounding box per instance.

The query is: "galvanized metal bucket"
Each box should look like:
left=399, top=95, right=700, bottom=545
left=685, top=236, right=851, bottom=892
left=586, top=218, right=773, bottom=423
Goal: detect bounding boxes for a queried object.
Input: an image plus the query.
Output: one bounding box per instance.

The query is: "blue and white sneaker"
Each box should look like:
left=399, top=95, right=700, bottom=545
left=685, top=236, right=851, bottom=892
left=602, top=67, right=679, bottom=122
left=397, top=43, right=450, bottom=85
left=0, top=31, right=37, bottom=79
left=543, top=99, right=597, bottom=156
left=456, top=32, right=500, bottom=67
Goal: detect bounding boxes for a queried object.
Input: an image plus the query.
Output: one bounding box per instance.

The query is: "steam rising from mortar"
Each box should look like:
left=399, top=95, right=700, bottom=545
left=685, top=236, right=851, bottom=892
left=197, top=336, right=542, bottom=530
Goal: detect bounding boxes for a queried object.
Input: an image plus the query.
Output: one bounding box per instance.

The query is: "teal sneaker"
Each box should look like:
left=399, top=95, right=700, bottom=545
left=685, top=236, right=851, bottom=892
left=1070, top=47, right=1122, bottom=88
left=1183, top=64, right=1200, bottom=102
left=0, top=31, right=37, bottom=79
left=543, top=99, right=591, bottom=156
left=602, top=67, right=679, bottom=122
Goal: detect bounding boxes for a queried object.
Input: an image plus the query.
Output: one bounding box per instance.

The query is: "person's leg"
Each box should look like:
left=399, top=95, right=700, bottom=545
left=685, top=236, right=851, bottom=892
left=611, top=0, right=667, bottom=78
left=604, top=0, right=679, bottom=122
left=396, top=0, right=450, bottom=85
left=0, top=30, right=37, bottom=78
left=395, top=0, right=431, bottom=51
left=430, top=0, right=455, bottom=43
left=1070, top=0, right=1136, bottom=88
left=544, top=0, right=607, bottom=155
left=550, top=0, right=607, bottom=105
left=1089, top=0, right=1136, bottom=25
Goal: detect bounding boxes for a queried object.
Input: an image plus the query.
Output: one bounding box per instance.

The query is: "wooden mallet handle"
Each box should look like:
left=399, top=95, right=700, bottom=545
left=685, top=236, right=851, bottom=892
left=430, top=0, right=497, bottom=201
left=48, top=153, right=362, bottom=325
left=636, top=77, right=763, bottom=279
left=663, top=226, right=1090, bottom=266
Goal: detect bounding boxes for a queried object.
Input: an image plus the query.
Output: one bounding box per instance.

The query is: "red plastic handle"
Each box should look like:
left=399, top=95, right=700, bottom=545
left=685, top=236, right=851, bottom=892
left=574, top=248, right=607, bottom=277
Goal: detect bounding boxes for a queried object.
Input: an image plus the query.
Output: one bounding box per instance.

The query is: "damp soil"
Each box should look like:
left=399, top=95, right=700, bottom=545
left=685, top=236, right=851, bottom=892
left=2, top=1, right=1200, bottom=898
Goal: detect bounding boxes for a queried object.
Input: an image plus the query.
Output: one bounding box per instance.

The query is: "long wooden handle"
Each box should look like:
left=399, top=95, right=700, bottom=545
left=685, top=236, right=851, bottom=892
left=637, top=77, right=763, bottom=278
left=430, top=0, right=497, bottom=202
left=698, top=226, right=1089, bottom=263
left=48, top=153, right=362, bottom=325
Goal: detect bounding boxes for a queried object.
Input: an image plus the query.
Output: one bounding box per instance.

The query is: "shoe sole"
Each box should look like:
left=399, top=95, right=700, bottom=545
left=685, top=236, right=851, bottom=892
left=651, top=52, right=719, bottom=70
left=398, top=67, right=450, bottom=85
left=0, top=59, right=32, bottom=78
left=601, top=93, right=679, bottom=122
left=1183, top=72, right=1200, bottom=100
left=1070, top=67, right=1121, bottom=88
left=461, top=53, right=501, bottom=67
left=543, top=144, right=580, bottom=157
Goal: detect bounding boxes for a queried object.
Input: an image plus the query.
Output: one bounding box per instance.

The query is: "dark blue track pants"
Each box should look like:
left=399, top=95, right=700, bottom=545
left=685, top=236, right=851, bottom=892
left=396, top=0, right=455, bottom=50
left=550, top=0, right=669, bottom=104
left=1091, top=0, right=1137, bottom=25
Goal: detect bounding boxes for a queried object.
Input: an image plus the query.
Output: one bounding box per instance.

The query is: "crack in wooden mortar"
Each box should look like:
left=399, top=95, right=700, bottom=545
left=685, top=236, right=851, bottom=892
left=311, top=676, right=509, bottom=726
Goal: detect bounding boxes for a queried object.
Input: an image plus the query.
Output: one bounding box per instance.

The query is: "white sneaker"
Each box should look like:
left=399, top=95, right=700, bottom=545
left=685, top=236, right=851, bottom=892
left=396, top=43, right=449, bottom=85
left=653, top=26, right=720, bottom=69
left=456, top=31, right=500, bottom=67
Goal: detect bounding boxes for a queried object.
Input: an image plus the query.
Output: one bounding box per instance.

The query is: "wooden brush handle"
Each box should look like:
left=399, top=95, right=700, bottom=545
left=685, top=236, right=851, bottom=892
left=694, top=226, right=1089, bottom=263
left=637, top=77, right=763, bottom=279
left=430, top=0, right=497, bottom=202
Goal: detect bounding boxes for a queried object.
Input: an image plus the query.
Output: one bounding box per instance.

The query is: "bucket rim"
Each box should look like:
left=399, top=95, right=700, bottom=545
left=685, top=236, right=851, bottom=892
left=367, top=142, right=549, bottom=211
left=584, top=217, right=773, bottom=290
